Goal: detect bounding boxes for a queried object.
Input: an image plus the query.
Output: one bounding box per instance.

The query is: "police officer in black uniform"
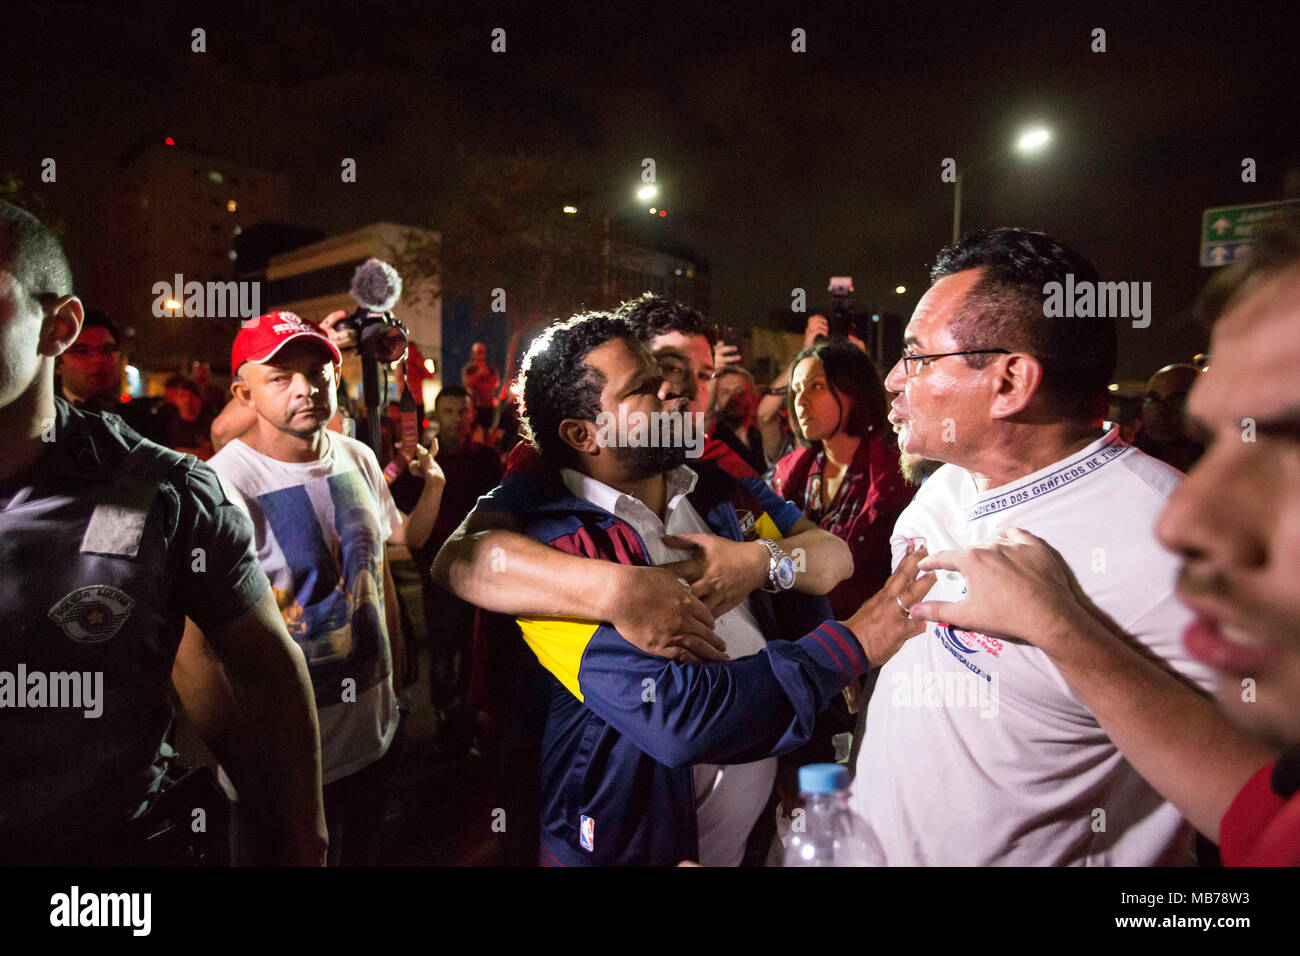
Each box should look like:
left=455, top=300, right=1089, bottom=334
left=0, top=200, right=328, bottom=865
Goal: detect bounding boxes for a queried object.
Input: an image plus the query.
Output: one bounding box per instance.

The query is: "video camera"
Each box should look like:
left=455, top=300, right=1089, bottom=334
left=336, top=258, right=410, bottom=363
left=826, top=276, right=856, bottom=339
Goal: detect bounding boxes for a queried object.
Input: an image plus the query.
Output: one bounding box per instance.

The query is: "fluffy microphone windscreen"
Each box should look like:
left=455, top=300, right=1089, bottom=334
left=349, top=258, right=403, bottom=312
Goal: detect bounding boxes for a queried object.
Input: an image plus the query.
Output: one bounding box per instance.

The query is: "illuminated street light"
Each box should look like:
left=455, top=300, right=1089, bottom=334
left=562, top=205, right=578, bottom=214
left=164, top=298, right=182, bottom=314
left=895, top=285, right=906, bottom=294
left=1017, top=127, right=1051, bottom=152
left=637, top=184, right=657, bottom=201
left=649, top=207, right=657, bottom=214
left=954, top=125, right=1053, bottom=244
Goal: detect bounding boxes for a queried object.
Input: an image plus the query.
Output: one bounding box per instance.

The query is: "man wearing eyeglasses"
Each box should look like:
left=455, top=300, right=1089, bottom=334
left=1134, top=363, right=1204, bottom=473
left=57, top=310, right=166, bottom=444
left=853, top=227, right=1215, bottom=865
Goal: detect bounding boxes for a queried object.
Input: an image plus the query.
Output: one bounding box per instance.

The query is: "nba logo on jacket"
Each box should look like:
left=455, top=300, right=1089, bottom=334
left=579, top=815, right=595, bottom=852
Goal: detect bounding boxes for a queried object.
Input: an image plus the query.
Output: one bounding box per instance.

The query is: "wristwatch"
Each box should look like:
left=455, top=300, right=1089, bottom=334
left=758, top=538, right=796, bottom=593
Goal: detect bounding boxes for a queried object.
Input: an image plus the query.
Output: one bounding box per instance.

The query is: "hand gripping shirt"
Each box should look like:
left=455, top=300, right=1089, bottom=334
left=852, top=428, right=1216, bottom=865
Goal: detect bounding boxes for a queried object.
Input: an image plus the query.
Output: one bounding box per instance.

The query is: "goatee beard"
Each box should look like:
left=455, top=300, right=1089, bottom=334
left=899, top=452, right=942, bottom=487
left=620, top=441, right=687, bottom=479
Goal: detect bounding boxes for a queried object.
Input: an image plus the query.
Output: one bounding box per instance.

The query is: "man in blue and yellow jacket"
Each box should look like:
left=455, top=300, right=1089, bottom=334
left=507, top=311, right=933, bottom=866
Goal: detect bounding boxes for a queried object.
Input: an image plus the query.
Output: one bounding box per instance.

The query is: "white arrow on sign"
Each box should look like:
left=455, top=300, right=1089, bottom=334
left=1208, top=245, right=1229, bottom=265
left=1212, top=218, right=1231, bottom=235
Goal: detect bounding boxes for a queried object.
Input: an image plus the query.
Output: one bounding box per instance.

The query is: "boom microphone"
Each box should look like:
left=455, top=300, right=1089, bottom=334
left=338, top=258, right=409, bottom=362
left=349, top=258, right=403, bottom=312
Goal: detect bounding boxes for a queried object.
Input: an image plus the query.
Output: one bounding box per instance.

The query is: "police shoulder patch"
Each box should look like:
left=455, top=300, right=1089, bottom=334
left=48, top=586, right=136, bottom=643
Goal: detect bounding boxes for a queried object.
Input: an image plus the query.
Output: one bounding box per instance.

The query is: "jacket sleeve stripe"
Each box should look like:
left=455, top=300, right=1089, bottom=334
left=808, top=624, right=853, bottom=682
left=822, top=620, right=868, bottom=671
left=516, top=616, right=602, bottom=703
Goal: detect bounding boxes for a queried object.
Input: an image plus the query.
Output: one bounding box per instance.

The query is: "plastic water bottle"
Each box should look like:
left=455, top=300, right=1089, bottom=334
left=782, top=763, right=885, bottom=867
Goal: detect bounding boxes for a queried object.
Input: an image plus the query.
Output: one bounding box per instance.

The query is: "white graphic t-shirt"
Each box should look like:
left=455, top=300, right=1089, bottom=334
left=209, top=432, right=402, bottom=785
left=853, top=429, right=1215, bottom=865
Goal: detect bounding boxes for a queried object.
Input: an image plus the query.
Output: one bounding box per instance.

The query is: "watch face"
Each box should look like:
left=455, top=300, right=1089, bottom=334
left=775, top=556, right=796, bottom=590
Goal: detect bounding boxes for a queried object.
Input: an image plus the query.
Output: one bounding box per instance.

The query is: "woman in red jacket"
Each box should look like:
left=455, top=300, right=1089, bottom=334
left=772, top=339, right=915, bottom=620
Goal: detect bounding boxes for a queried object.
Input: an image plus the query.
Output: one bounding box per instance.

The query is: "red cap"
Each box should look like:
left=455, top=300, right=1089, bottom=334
left=231, top=311, right=342, bottom=374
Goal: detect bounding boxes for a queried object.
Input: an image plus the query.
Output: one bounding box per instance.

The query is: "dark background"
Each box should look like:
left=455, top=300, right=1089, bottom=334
left=3, top=0, right=1297, bottom=380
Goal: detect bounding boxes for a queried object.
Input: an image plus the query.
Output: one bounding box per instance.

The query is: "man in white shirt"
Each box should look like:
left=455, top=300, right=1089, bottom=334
left=854, top=228, right=1215, bottom=865
left=181, top=311, right=442, bottom=865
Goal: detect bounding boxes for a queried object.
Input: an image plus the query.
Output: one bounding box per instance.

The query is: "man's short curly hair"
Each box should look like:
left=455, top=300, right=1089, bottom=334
left=518, top=311, right=638, bottom=465
left=615, top=292, right=717, bottom=349
left=931, top=227, right=1114, bottom=422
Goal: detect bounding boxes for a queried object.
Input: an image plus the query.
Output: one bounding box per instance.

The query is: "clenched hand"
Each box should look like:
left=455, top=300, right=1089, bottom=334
left=608, top=563, right=728, bottom=664
left=660, top=533, right=768, bottom=618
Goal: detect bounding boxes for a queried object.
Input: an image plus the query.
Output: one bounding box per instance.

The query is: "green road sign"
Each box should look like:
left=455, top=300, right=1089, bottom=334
left=1201, top=199, right=1300, bottom=266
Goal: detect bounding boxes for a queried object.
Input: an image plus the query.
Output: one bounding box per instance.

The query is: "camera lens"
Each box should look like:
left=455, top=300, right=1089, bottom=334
left=362, top=322, right=408, bottom=363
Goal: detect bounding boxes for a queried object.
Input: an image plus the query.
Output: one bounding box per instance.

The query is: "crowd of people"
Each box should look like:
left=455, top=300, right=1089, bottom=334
left=3, top=195, right=1298, bottom=868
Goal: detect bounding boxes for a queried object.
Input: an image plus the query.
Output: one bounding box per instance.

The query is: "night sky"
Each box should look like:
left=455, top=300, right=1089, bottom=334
left=5, top=0, right=1297, bottom=380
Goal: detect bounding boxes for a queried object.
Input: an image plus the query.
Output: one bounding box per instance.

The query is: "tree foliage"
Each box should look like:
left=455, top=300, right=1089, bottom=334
left=393, top=151, right=636, bottom=343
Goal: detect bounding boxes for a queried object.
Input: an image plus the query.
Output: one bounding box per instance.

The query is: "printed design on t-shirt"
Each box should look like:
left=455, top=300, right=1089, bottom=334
left=933, top=623, right=995, bottom=682
left=965, top=435, right=1129, bottom=522
left=254, top=470, right=390, bottom=705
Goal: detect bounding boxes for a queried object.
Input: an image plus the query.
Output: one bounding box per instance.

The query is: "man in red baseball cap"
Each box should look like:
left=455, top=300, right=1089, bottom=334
left=211, top=311, right=348, bottom=451
left=181, top=310, right=445, bottom=864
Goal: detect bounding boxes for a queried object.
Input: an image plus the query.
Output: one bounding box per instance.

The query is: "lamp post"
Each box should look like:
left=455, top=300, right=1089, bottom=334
left=566, top=182, right=663, bottom=306
left=953, top=126, right=1051, bottom=244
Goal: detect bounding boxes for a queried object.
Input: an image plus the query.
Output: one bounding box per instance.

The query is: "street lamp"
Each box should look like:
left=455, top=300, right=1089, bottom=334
left=953, top=126, right=1052, bottom=244
left=1017, top=128, right=1051, bottom=153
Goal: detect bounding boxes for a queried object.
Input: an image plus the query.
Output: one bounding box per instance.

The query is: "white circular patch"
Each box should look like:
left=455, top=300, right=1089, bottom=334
left=47, top=586, right=136, bottom=643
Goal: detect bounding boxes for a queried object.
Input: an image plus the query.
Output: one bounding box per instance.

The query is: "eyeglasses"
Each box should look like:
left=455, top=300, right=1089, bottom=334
left=899, top=348, right=1010, bottom=377
left=64, top=345, right=123, bottom=359
left=1143, top=392, right=1188, bottom=406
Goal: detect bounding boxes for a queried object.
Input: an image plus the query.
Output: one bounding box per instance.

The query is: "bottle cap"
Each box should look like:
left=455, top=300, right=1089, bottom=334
left=798, top=762, right=850, bottom=794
